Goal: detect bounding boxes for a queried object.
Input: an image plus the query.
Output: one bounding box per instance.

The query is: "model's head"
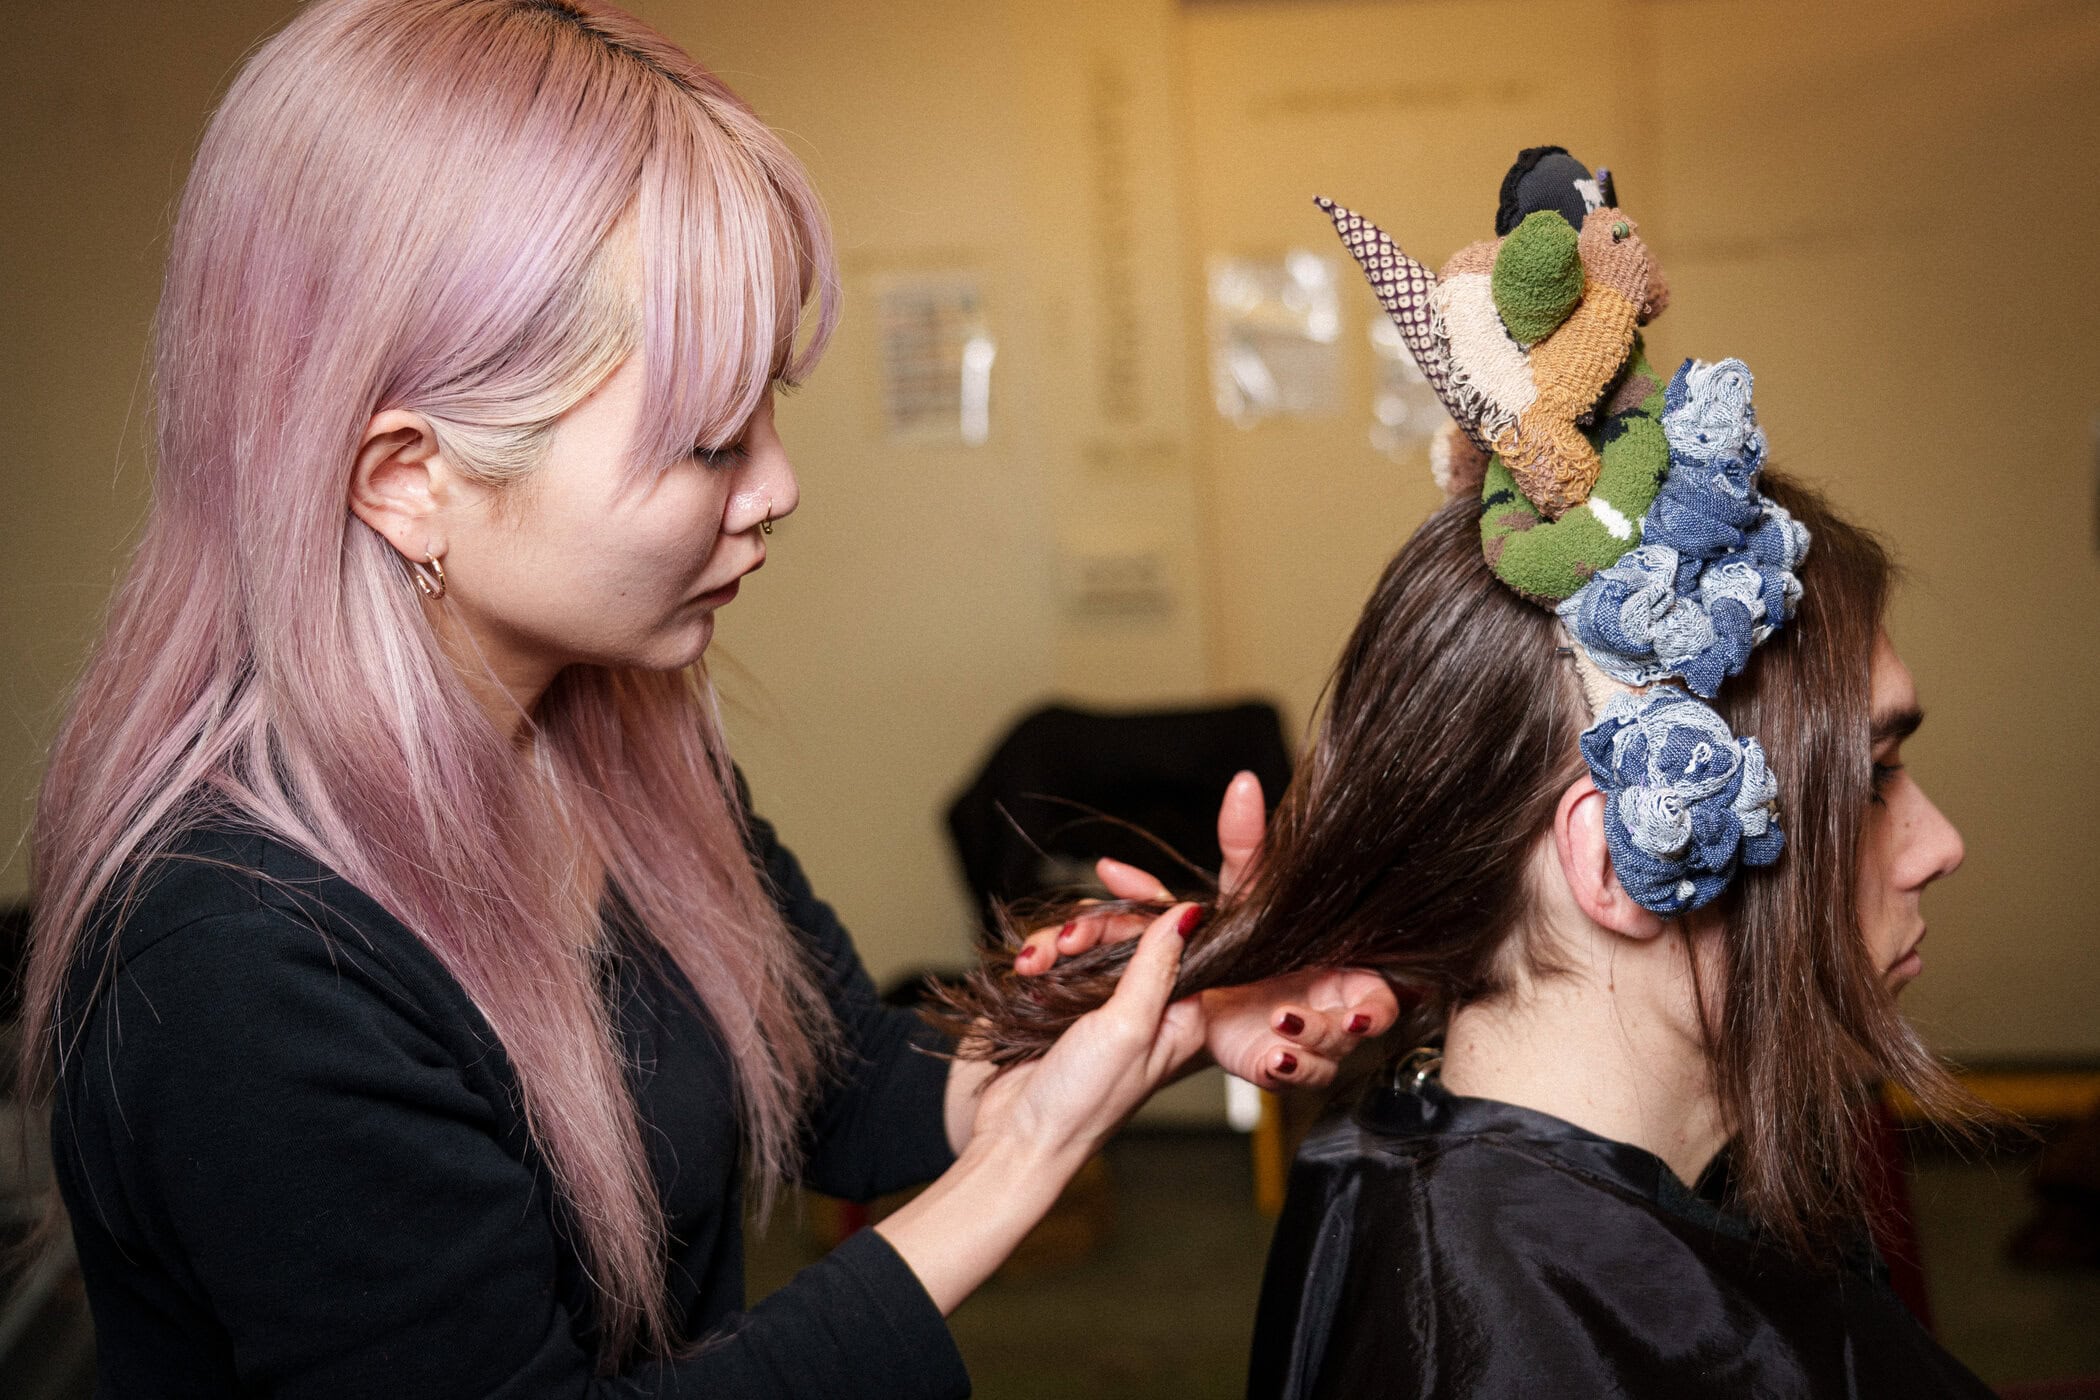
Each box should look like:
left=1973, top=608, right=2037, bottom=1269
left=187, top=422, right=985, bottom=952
left=954, top=474, right=1971, bottom=1249
left=160, top=0, right=835, bottom=700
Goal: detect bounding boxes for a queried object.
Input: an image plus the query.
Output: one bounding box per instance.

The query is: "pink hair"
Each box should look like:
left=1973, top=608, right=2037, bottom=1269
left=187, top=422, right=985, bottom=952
left=21, top=0, right=841, bottom=1363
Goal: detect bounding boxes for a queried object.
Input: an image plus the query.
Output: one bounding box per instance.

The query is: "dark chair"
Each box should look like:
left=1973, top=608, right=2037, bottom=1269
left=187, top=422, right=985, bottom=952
left=944, top=701, right=1293, bottom=944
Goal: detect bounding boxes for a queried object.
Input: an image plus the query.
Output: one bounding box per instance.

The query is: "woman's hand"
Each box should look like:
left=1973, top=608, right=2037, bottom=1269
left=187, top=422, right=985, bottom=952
left=1012, top=770, right=1399, bottom=1090
left=968, top=905, right=1206, bottom=1161
left=883, top=906, right=1203, bottom=1313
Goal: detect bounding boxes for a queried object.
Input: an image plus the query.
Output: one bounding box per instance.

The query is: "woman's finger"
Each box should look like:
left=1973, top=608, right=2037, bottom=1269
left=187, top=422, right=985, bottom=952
left=1012, top=924, right=1065, bottom=975
left=1101, top=903, right=1196, bottom=1033
left=1096, top=856, right=1173, bottom=903
left=1270, top=1003, right=1356, bottom=1062
left=1060, top=907, right=1148, bottom=952
left=1217, top=770, right=1266, bottom=895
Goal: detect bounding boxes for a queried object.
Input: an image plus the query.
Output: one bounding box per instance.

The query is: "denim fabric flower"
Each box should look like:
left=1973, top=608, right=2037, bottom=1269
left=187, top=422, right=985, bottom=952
left=1647, top=358, right=1770, bottom=560
left=1578, top=687, right=1785, bottom=915
left=1558, top=357, right=1810, bottom=698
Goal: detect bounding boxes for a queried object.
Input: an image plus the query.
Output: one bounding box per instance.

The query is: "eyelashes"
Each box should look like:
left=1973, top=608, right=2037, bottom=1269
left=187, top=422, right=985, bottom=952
left=691, top=441, right=749, bottom=469
left=691, top=380, right=790, bottom=467
left=1870, top=761, right=1903, bottom=805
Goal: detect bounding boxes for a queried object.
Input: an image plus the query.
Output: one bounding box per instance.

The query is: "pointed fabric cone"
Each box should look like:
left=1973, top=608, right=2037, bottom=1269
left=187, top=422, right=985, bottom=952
left=1314, top=196, right=1488, bottom=452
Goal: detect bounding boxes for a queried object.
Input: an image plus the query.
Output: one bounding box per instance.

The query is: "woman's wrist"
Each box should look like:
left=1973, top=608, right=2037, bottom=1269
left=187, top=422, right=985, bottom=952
left=873, top=1124, right=1086, bottom=1316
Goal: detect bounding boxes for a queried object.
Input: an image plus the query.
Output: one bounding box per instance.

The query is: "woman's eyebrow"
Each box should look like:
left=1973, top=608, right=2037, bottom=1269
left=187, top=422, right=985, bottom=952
left=1871, top=705, right=1924, bottom=746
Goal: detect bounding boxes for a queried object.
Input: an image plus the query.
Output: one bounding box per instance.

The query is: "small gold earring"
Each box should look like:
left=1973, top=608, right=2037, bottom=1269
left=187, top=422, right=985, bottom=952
left=410, top=553, right=447, bottom=600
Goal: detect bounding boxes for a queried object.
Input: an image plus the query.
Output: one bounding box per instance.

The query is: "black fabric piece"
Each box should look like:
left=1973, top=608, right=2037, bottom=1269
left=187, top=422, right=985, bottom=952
left=1247, top=1080, right=1995, bottom=1400
left=1495, top=145, right=1598, bottom=237
left=50, top=805, right=968, bottom=1399
left=1478, top=486, right=1518, bottom=517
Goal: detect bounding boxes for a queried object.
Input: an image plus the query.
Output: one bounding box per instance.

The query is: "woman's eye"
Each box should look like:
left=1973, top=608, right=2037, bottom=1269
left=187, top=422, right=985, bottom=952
left=692, top=441, right=749, bottom=469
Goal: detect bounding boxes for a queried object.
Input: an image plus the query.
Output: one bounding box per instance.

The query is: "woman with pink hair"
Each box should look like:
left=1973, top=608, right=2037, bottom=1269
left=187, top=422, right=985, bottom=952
left=17, top=2, right=1393, bottom=1393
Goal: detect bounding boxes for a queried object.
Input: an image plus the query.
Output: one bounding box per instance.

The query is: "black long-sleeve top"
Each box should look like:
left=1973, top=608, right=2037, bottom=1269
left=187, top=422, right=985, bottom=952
left=49, top=803, right=971, bottom=1398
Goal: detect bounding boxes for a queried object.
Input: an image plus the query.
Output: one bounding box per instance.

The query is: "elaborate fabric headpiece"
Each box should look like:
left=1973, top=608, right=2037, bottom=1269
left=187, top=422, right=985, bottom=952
left=1318, top=147, right=1810, bottom=915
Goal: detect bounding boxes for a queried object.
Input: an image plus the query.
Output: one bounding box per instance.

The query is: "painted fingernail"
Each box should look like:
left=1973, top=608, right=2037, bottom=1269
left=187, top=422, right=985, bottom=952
left=1275, top=1052, right=1298, bottom=1077
left=1176, top=904, right=1203, bottom=936
left=1015, top=944, right=1035, bottom=965
left=1348, top=1014, right=1372, bottom=1035
left=1058, top=921, right=1076, bottom=940
left=1278, top=1012, right=1305, bottom=1037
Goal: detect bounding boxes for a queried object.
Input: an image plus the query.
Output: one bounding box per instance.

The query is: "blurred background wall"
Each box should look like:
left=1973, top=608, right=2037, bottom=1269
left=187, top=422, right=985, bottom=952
left=5, top=0, right=2096, bottom=1079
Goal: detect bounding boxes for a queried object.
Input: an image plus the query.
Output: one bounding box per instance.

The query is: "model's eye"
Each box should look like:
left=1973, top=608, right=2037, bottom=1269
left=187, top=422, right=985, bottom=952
left=1869, top=760, right=1903, bottom=805
left=692, top=441, right=748, bottom=469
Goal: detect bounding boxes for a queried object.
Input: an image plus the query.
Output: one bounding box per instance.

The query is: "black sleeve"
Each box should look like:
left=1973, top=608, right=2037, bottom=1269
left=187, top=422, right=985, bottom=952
left=742, top=805, right=960, bottom=1202
left=57, top=911, right=968, bottom=1400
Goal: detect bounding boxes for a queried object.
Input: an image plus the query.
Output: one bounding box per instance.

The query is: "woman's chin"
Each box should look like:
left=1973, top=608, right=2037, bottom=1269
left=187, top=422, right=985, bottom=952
left=610, top=615, right=715, bottom=674
left=663, top=614, right=715, bottom=669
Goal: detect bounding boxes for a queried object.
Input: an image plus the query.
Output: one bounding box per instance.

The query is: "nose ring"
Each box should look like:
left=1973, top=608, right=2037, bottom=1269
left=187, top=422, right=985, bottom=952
left=760, top=498, right=774, bottom=536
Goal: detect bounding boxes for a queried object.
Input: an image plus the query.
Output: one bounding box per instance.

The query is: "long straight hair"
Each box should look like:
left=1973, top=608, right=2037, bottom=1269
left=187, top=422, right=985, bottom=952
left=948, top=476, right=1978, bottom=1252
left=21, top=0, right=840, bottom=1362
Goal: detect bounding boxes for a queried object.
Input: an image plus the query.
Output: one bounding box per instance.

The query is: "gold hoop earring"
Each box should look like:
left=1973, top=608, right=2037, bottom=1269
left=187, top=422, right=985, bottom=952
left=410, top=554, right=447, bottom=601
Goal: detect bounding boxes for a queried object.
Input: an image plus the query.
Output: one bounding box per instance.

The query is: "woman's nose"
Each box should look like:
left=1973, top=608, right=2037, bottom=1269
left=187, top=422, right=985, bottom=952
left=728, top=442, right=798, bottom=535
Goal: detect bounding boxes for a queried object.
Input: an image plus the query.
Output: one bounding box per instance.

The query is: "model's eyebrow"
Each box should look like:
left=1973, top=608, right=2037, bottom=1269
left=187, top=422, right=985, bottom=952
left=1871, top=706, right=1924, bottom=747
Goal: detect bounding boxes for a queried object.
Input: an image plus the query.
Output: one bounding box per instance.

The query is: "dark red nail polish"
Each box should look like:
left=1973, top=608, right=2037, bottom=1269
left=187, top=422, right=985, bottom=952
left=1278, top=1012, right=1304, bottom=1037
left=1015, top=945, right=1034, bottom=965
left=1275, top=1052, right=1298, bottom=1077
left=1059, top=921, right=1076, bottom=939
left=1176, top=904, right=1202, bottom=936
left=1348, top=1014, right=1371, bottom=1036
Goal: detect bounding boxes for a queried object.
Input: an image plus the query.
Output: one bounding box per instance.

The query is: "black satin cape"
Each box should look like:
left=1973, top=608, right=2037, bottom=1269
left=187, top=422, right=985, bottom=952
left=1248, top=1080, right=1994, bottom=1399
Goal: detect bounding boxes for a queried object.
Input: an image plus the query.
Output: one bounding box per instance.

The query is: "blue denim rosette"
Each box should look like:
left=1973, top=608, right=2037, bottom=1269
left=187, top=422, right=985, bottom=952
left=1578, top=686, right=1785, bottom=915
left=1557, top=358, right=1809, bottom=699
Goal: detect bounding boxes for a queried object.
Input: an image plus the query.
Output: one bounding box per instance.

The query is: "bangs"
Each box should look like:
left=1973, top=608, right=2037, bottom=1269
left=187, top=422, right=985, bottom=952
left=626, top=84, right=838, bottom=477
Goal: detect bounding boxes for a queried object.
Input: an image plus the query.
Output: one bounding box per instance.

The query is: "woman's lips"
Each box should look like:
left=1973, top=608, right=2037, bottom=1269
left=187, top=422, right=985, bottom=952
left=690, top=553, right=763, bottom=607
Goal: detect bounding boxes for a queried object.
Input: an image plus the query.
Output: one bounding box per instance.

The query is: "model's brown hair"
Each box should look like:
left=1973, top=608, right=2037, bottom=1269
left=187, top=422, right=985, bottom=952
left=942, top=473, right=1976, bottom=1252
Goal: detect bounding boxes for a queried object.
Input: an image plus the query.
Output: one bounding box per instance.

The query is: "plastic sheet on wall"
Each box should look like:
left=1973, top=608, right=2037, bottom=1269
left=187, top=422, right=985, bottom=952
left=876, top=277, right=996, bottom=445
left=1369, top=316, right=1447, bottom=460
left=1206, top=251, right=1340, bottom=427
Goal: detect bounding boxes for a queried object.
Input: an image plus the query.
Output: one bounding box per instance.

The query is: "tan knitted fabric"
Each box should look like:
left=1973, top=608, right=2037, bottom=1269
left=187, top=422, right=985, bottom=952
left=1431, top=419, right=1491, bottom=500
left=1436, top=261, right=1536, bottom=437
left=1471, top=210, right=1653, bottom=516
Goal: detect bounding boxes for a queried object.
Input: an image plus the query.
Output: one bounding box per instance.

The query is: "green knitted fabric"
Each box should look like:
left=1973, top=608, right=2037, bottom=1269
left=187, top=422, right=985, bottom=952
left=1479, top=347, right=1669, bottom=603
left=1491, top=210, right=1585, bottom=347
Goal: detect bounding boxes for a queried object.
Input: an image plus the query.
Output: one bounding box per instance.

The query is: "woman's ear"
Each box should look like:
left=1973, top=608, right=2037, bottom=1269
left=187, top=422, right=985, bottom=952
left=1554, top=774, right=1668, bottom=941
left=348, top=409, right=453, bottom=562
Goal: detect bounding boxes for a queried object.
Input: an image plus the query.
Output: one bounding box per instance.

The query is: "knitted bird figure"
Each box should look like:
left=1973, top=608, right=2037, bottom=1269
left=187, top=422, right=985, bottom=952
left=1318, top=145, right=1676, bottom=603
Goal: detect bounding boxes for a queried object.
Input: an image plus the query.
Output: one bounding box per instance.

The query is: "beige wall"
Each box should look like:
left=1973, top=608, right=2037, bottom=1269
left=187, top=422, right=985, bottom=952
left=6, top=0, right=2096, bottom=1062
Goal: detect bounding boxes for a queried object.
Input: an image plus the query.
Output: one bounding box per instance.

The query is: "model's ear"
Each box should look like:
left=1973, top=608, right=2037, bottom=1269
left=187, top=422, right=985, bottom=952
left=348, top=409, right=453, bottom=563
left=1554, top=774, right=1668, bottom=940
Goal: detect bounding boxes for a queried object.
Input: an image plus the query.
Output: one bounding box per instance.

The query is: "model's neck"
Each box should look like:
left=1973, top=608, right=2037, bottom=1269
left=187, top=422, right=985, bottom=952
left=1439, top=966, right=1729, bottom=1188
